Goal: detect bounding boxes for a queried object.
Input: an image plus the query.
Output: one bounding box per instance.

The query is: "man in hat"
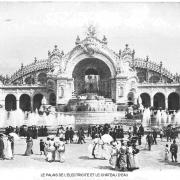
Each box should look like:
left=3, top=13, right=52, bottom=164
left=170, top=140, right=178, bottom=162
left=146, top=132, right=153, bottom=151
left=0, top=134, right=4, bottom=160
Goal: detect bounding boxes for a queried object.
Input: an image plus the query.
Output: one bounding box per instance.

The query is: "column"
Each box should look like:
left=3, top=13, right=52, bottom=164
left=16, top=99, right=20, bottom=110
left=165, top=97, right=168, bottom=110
left=30, top=96, right=33, bottom=112
left=150, top=96, right=154, bottom=107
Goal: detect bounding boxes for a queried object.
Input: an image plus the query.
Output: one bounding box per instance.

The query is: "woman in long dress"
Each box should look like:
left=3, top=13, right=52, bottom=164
left=44, top=137, right=50, bottom=157
left=96, top=136, right=104, bottom=159
left=4, top=136, right=13, bottom=159
left=109, top=142, right=118, bottom=169
left=25, top=136, right=33, bottom=156
left=46, top=138, right=55, bottom=162
left=126, top=142, right=136, bottom=170
left=57, top=138, right=65, bottom=163
left=54, top=137, right=65, bottom=162
left=91, top=135, right=99, bottom=158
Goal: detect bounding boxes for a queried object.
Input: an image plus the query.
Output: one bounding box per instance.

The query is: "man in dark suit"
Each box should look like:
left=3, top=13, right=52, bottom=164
left=152, top=129, right=157, bottom=144
left=170, top=140, right=178, bottom=162
left=0, top=134, right=4, bottom=160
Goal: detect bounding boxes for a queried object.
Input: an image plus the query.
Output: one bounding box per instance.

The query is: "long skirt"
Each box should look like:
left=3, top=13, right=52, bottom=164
left=165, top=152, right=169, bottom=161
left=109, top=155, right=118, bottom=169
left=0, top=139, right=4, bottom=159
left=127, top=154, right=136, bottom=170
left=55, top=150, right=65, bottom=162
left=88, top=144, right=94, bottom=158
left=96, top=144, right=104, bottom=159
left=102, top=144, right=111, bottom=160
left=25, top=142, right=33, bottom=156
left=4, top=141, right=13, bottom=159
left=46, top=151, right=54, bottom=162
left=117, top=154, right=127, bottom=171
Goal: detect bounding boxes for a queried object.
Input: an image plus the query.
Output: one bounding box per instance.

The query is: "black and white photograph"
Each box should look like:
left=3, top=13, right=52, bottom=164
left=0, top=1, right=180, bottom=179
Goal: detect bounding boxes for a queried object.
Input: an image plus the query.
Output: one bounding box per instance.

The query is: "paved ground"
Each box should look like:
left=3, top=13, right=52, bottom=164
left=1, top=135, right=180, bottom=180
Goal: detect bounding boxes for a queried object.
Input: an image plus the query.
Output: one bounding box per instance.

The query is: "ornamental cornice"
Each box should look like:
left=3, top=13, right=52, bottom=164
left=10, top=59, right=53, bottom=83
left=132, top=58, right=174, bottom=80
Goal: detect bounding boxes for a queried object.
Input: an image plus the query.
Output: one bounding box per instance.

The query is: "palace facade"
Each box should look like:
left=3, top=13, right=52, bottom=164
left=0, top=27, right=180, bottom=112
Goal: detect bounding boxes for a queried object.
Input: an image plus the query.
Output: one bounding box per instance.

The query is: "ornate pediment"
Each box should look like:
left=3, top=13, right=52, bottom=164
left=48, top=45, right=64, bottom=60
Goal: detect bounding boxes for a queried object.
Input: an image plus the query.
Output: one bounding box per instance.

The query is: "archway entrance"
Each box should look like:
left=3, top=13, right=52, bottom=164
left=49, top=93, right=56, bottom=106
left=140, top=93, right=150, bottom=108
left=20, top=94, right=31, bottom=111
left=153, top=93, right=165, bottom=109
left=5, top=94, right=16, bottom=111
left=33, top=94, right=43, bottom=111
left=168, top=92, right=179, bottom=110
left=72, top=58, right=111, bottom=98
left=127, top=92, right=134, bottom=106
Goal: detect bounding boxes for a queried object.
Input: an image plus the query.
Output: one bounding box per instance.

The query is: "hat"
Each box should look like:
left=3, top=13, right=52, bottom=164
left=111, top=141, right=116, bottom=146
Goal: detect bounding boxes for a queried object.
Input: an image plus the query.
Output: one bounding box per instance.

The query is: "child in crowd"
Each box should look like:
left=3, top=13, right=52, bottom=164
left=40, top=139, right=45, bottom=155
left=165, top=144, right=169, bottom=161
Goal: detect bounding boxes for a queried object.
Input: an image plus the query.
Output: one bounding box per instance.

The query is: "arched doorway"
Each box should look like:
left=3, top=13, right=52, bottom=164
left=49, top=93, right=56, bottom=106
left=153, top=93, right=165, bottom=109
left=140, top=93, right=150, bottom=108
left=19, top=94, right=31, bottom=111
left=33, top=94, right=43, bottom=111
left=127, top=92, right=134, bottom=106
left=5, top=94, right=16, bottom=111
left=168, top=92, right=179, bottom=110
left=72, top=58, right=111, bottom=98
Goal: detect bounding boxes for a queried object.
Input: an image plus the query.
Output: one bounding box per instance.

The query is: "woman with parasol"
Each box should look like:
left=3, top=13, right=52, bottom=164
left=24, top=135, right=33, bottom=156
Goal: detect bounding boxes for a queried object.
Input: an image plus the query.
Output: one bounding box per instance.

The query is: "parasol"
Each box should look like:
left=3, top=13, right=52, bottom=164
left=101, top=134, right=113, bottom=144
left=9, top=132, right=20, bottom=140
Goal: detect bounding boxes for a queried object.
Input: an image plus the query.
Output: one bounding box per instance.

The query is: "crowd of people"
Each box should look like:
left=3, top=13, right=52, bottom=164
left=0, top=121, right=179, bottom=170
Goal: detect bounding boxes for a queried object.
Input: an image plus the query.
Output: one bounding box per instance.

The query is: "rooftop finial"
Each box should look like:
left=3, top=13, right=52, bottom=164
left=146, top=56, right=149, bottom=61
left=34, top=57, right=37, bottom=63
left=102, top=35, right=107, bottom=45
left=125, top=44, right=129, bottom=49
left=21, top=63, right=24, bottom=69
left=75, top=35, right=80, bottom=45
left=119, top=50, right=121, bottom=57
left=87, top=25, right=96, bottom=37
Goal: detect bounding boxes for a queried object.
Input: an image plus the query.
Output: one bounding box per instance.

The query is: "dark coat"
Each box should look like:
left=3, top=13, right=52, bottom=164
left=0, top=138, right=4, bottom=158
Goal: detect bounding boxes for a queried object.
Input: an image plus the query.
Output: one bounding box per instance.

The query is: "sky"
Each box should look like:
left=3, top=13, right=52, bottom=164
left=0, top=2, right=180, bottom=76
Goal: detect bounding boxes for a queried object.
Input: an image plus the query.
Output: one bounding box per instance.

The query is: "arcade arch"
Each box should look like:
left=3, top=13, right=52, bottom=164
left=5, top=94, right=16, bottom=111
left=19, top=94, right=31, bottom=111
left=153, top=92, right=165, bottom=109
left=33, top=93, right=43, bottom=111
left=168, top=92, right=179, bottom=110
left=140, top=93, right=151, bottom=108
